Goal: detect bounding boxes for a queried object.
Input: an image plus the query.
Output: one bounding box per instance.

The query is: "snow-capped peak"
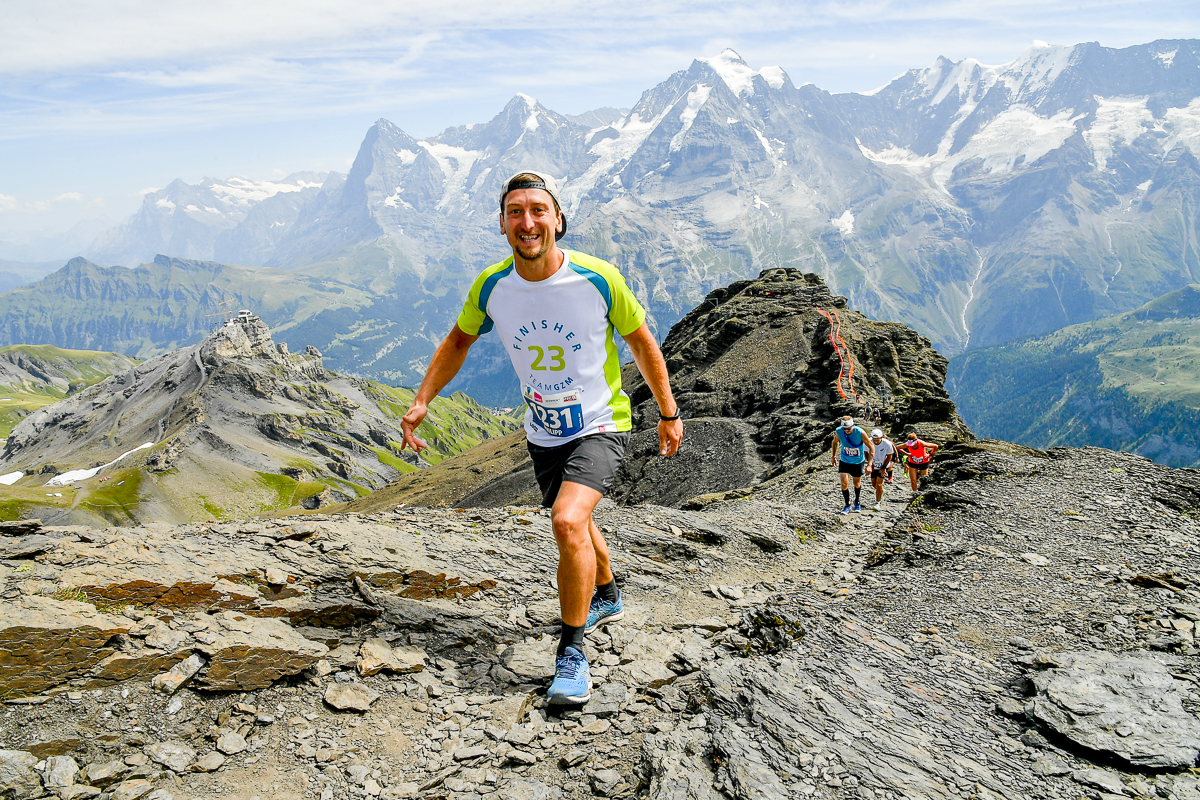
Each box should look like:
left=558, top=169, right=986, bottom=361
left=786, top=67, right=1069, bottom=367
left=701, top=49, right=786, bottom=96
left=1000, top=41, right=1075, bottom=97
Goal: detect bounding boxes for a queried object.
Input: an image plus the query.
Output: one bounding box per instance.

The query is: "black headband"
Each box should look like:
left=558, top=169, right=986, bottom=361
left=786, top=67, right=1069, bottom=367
left=507, top=179, right=547, bottom=193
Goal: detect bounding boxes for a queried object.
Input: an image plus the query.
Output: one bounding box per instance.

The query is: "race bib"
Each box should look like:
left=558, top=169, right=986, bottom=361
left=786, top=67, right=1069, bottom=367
left=525, top=386, right=585, bottom=438
left=842, top=446, right=861, bottom=458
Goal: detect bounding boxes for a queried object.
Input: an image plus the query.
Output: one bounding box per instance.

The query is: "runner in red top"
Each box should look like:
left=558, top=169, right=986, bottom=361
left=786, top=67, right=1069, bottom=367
left=897, top=431, right=938, bottom=491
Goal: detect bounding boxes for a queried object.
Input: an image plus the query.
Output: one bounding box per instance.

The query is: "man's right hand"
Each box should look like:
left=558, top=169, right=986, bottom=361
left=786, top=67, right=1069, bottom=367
left=401, top=401, right=429, bottom=452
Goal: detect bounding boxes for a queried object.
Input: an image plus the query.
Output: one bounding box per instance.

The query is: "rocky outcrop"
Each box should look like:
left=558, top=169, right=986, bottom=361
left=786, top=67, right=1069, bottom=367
left=0, top=596, right=130, bottom=696
left=614, top=268, right=972, bottom=506
left=1024, top=650, right=1200, bottom=769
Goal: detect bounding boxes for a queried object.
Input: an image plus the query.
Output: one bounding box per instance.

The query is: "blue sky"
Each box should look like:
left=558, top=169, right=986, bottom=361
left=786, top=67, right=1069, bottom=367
left=1, top=0, right=1197, bottom=256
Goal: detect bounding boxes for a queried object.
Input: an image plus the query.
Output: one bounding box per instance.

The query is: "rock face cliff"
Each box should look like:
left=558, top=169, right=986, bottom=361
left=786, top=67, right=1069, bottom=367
left=613, top=267, right=972, bottom=506
left=0, top=315, right=514, bottom=524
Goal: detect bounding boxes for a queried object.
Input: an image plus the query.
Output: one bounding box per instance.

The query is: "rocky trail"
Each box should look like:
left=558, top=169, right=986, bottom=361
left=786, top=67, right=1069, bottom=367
left=4, top=439, right=1200, bottom=800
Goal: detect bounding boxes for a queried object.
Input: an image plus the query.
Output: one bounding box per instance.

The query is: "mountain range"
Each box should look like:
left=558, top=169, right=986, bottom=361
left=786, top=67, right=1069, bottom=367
left=948, top=283, right=1200, bottom=467
left=4, top=40, right=1200, bottom=404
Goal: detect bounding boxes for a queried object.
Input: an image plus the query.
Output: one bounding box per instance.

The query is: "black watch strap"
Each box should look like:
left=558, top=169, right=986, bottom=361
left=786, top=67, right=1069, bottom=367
left=660, top=409, right=681, bottom=421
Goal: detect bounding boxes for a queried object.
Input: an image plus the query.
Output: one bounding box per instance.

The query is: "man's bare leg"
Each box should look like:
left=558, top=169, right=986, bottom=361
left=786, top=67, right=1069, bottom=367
left=551, top=481, right=604, bottom=628
left=589, top=518, right=614, bottom=587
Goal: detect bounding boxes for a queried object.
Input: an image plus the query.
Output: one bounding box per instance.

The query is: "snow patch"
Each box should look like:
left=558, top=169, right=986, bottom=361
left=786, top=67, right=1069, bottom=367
left=155, top=198, right=176, bottom=210
left=759, top=65, right=785, bottom=90
left=382, top=187, right=413, bottom=210
left=0, top=471, right=22, bottom=486
left=999, top=41, right=1074, bottom=100
left=418, top=141, right=482, bottom=211
left=563, top=112, right=663, bottom=210
left=1138, top=179, right=1153, bottom=192
left=525, top=111, right=540, bottom=132
left=1084, top=96, right=1153, bottom=170
left=45, top=442, right=155, bottom=487
left=754, top=195, right=770, bottom=210
left=670, top=84, right=712, bottom=152
left=859, top=106, right=1080, bottom=190
left=395, top=149, right=418, bottom=165
left=1157, top=49, right=1178, bottom=67
left=831, top=210, right=854, bottom=236
left=207, top=176, right=322, bottom=207
left=701, top=49, right=785, bottom=96
left=934, top=107, right=1078, bottom=184
left=1165, top=97, right=1200, bottom=157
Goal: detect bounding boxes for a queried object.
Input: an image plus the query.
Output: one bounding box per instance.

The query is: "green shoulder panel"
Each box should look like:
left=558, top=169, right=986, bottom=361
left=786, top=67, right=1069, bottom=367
left=568, top=251, right=647, bottom=337
left=456, top=258, right=515, bottom=336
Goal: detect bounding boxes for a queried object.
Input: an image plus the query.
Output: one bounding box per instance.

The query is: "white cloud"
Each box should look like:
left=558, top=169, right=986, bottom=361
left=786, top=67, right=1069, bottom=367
left=0, top=192, right=89, bottom=214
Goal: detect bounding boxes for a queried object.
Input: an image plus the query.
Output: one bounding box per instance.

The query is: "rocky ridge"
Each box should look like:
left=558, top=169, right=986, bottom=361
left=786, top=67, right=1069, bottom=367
left=614, top=268, right=971, bottom=506
left=0, top=315, right=514, bottom=524
left=3, top=439, right=1200, bottom=800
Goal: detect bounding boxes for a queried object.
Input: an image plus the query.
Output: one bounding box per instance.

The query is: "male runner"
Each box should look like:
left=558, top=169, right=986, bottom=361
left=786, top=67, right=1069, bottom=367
left=868, top=428, right=895, bottom=511
left=400, top=171, right=683, bottom=706
left=898, top=431, right=938, bottom=491
left=831, top=416, right=874, bottom=514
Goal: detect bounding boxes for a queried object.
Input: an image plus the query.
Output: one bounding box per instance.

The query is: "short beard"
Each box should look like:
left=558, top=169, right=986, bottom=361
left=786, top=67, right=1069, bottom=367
left=514, top=236, right=552, bottom=261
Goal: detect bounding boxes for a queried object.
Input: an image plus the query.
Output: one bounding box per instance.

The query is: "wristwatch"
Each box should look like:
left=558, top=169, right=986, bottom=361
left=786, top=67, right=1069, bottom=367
left=659, top=408, right=681, bottom=421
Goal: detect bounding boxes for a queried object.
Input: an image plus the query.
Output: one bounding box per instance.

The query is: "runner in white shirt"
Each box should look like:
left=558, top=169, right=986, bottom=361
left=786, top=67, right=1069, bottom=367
left=869, top=428, right=896, bottom=511
left=400, top=171, right=683, bottom=705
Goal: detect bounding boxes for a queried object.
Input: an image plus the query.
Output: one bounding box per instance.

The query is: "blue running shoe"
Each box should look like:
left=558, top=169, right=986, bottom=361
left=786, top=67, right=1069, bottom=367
left=547, top=646, right=590, bottom=705
left=840, top=505, right=852, bottom=515
left=853, top=503, right=863, bottom=512
left=585, top=589, right=625, bottom=634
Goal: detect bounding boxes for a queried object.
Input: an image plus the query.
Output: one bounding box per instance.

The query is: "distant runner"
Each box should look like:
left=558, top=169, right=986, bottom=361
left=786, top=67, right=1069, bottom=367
left=400, top=171, right=683, bottom=706
left=897, top=431, right=938, bottom=491
left=831, top=416, right=874, bottom=514
left=869, top=428, right=895, bottom=511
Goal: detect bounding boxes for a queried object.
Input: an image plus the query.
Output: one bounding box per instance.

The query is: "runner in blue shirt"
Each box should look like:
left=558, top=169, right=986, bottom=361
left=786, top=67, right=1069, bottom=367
left=831, top=416, right=874, bottom=514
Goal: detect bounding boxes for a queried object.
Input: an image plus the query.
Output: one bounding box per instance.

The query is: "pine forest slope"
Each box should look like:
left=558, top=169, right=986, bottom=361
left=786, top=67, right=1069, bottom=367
left=948, top=283, right=1200, bottom=467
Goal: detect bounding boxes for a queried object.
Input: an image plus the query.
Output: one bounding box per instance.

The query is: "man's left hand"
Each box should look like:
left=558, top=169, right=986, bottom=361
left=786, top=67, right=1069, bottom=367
left=658, top=418, right=683, bottom=457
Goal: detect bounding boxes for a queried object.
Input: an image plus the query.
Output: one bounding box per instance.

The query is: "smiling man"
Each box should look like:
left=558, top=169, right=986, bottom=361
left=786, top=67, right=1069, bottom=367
left=400, top=170, right=683, bottom=704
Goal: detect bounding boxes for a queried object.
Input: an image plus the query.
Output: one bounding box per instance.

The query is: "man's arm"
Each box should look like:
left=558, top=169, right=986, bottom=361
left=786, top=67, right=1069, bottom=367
left=831, top=434, right=839, bottom=465
left=400, top=325, right=480, bottom=452
left=621, top=323, right=683, bottom=457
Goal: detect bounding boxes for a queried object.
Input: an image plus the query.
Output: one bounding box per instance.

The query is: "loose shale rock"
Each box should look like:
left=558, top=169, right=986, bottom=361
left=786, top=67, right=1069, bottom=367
left=0, top=595, right=130, bottom=697
left=190, top=612, right=326, bottom=691
left=1026, top=650, right=1200, bottom=769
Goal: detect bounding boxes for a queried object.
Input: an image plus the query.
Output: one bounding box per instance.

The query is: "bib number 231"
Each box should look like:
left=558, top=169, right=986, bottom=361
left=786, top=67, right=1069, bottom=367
left=524, top=386, right=584, bottom=437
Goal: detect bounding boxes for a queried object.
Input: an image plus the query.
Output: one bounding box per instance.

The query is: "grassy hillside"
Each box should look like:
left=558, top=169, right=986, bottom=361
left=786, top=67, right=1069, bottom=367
left=948, top=285, right=1200, bottom=467
left=0, top=344, right=141, bottom=438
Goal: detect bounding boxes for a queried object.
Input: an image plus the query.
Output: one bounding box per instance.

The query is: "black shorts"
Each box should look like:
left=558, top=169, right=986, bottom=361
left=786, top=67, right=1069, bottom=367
left=527, top=432, right=631, bottom=508
left=871, top=466, right=887, bottom=480
left=838, top=461, right=864, bottom=478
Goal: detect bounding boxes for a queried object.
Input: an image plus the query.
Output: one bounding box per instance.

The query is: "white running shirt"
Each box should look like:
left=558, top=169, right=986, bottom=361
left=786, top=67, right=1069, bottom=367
left=456, top=250, right=646, bottom=447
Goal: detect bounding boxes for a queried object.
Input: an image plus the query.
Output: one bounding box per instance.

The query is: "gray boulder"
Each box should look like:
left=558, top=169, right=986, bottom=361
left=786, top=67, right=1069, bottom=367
left=1026, top=650, right=1200, bottom=769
